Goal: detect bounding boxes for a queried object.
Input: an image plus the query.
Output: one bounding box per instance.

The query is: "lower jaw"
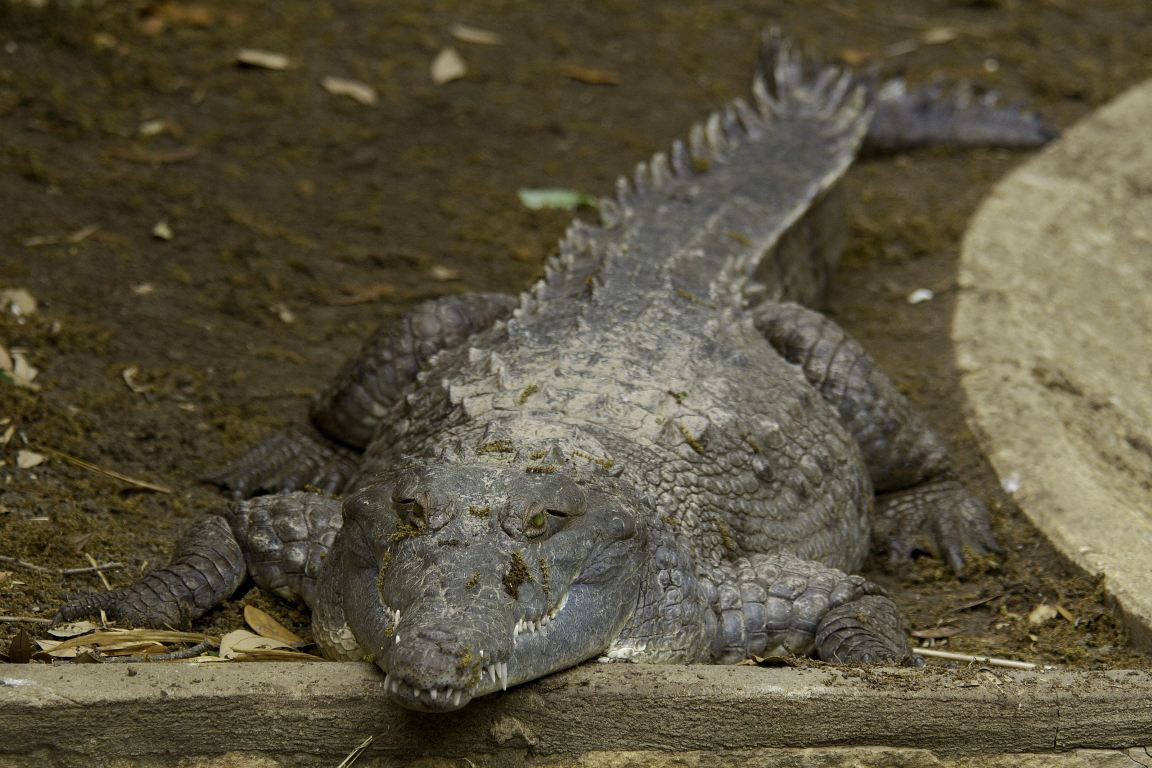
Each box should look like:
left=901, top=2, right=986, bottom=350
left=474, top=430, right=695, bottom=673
left=384, top=672, right=473, bottom=712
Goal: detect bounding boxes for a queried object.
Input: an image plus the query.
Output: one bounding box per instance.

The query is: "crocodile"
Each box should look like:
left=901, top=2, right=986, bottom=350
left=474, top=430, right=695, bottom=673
left=57, top=33, right=1049, bottom=712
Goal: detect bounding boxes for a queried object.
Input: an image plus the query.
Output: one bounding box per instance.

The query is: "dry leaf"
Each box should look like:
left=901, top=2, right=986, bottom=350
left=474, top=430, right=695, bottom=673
left=98, top=641, right=168, bottom=656
left=219, top=629, right=293, bottom=660
left=34, top=638, right=84, bottom=658
left=1055, top=604, right=1077, bottom=624
left=48, top=620, right=99, bottom=639
left=50, top=628, right=213, bottom=653
left=741, top=655, right=801, bottom=667
left=450, top=24, right=503, bottom=45
left=7, top=629, right=35, bottom=664
left=1028, top=603, right=1058, bottom=625
left=1, top=346, right=40, bottom=390
left=430, top=265, right=460, bottom=281
left=232, top=648, right=326, bottom=662
left=921, top=26, right=959, bottom=45
left=321, top=76, right=378, bottom=106
left=236, top=48, right=291, bottom=70
left=0, top=289, right=37, bottom=316
left=270, top=302, right=295, bottom=324
left=562, top=65, right=620, bottom=86
left=17, top=450, right=46, bottom=469
left=431, top=47, right=467, bottom=84
left=122, top=365, right=150, bottom=394
left=838, top=48, right=877, bottom=67
left=910, top=625, right=963, bottom=639
left=1, top=424, right=14, bottom=446
left=152, top=221, right=173, bottom=240
left=244, top=604, right=305, bottom=646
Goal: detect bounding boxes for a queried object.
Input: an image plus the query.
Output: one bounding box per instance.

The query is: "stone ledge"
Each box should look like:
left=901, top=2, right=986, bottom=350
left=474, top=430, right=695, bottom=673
left=2, top=663, right=1150, bottom=766
left=955, top=77, right=1152, bottom=649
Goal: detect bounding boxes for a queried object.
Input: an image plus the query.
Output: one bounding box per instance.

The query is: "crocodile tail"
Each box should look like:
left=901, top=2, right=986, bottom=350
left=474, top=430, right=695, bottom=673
left=865, top=78, right=1057, bottom=153
left=532, top=29, right=871, bottom=314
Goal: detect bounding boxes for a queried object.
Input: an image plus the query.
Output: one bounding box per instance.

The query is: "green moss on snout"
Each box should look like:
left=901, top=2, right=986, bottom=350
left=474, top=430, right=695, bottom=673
left=502, top=550, right=534, bottom=599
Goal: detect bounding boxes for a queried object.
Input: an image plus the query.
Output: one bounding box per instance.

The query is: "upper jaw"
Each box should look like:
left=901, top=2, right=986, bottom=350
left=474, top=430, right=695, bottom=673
left=380, top=588, right=573, bottom=712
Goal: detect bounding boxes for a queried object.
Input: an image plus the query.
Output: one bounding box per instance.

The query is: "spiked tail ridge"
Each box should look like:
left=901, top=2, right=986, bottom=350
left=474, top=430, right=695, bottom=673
left=520, top=29, right=873, bottom=319
left=865, top=77, right=1057, bottom=153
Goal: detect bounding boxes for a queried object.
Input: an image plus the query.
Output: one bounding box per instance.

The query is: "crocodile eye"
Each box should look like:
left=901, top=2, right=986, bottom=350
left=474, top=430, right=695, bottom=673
left=392, top=497, right=423, bottom=521
left=523, top=506, right=549, bottom=538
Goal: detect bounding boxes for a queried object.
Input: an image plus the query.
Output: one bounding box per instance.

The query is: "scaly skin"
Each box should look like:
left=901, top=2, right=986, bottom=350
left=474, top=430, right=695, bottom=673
left=57, top=33, right=1048, bottom=712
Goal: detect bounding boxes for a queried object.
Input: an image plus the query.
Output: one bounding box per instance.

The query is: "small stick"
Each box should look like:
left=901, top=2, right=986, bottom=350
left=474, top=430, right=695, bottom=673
left=913, top=647, right=1039, bottom=670
left=0, top=616, right=53, bottom=624
left=0, top=555, right=124, bottom=576
left=336, top=735, right=377, bottom=768
left=84, top=553, right=113, bottom=591
left=40, top=448, right=173, bottom=494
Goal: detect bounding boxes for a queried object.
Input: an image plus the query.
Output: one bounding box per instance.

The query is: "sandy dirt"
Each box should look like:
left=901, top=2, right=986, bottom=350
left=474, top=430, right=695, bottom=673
left=1, top=0, right=1150, bottom=670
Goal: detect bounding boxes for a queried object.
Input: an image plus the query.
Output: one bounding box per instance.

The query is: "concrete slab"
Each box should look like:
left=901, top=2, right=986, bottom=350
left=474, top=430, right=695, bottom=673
left=2, top=663, right=1151, bottom=766
left=955, top=78, right=1152, bottom=648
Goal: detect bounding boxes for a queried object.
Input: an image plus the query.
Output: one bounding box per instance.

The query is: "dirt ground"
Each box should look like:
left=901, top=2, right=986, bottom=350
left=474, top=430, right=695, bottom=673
left=1, top=0, right=1150, bottom=671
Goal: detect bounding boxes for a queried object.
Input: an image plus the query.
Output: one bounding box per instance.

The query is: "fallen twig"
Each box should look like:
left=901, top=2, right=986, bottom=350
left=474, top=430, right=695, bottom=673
left=0, top=555, right=124, bottom=576
left=0, top=615, right=53, bottom=624
left=40, top=448, right=173, bottom=494
left=336, top=735, right=376, bottom=768
left=913, top=647, right=1039, bottom=671
left=84, top=553, right=113, bottom=591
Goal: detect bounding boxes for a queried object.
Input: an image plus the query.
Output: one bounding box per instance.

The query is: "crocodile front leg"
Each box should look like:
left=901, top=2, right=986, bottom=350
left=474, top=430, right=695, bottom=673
left=55, top=492, right=343, bottom=631
left=210, top=293, right=516, bottom=498
left=752, top=301, right=998, bottom=571
left=704, top=553, right=916, bottom=665
left=611, top=547, right=915, bottom=666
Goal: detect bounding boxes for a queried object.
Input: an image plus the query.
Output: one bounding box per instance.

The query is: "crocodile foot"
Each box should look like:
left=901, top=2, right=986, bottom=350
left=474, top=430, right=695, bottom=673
left=815, top=594, right=921, bottom=666
left=206, top=426, right=357, bottom=499
left=875, top=477, right=1000, bottom=573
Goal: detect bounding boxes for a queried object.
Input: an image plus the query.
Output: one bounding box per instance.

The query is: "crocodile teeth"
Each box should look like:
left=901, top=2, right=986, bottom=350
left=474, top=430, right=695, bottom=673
left=430, top=688, right=439, bottom=701
left=452, top=690, right=462, bottom=707
left=513, top=591, right=571, bottom=640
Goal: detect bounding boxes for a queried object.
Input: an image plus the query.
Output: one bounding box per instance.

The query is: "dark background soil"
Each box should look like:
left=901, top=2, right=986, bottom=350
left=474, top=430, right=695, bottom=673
left=1, top=0, right=1150, bottom=669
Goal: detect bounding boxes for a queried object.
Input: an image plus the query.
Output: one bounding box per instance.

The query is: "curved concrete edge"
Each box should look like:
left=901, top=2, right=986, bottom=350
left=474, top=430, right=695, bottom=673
left=955, top=78, right=1152, bottom=650
left=1, top=663, right=1151, bottom=765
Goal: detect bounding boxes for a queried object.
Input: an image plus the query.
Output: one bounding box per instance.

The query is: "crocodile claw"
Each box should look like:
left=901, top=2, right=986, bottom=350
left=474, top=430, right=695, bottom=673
left=875, top=478, right=1000, bottom=573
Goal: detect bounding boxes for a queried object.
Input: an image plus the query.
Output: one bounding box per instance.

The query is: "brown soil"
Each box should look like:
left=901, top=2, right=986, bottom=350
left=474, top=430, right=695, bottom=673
left=1, top=0, right=1150, bottom=670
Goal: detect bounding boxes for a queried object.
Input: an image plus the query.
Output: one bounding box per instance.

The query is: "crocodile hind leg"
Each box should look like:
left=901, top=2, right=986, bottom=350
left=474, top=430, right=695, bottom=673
left=612, top=550, right=917, bottom=666
left=752, top=301, right=998, bottom=571
left=55, top=493, right=343, bottom=631
left=210, top=292, right=516, bottom=498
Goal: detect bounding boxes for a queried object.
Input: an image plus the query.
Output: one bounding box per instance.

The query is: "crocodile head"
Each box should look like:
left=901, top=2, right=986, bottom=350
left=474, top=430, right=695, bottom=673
left=334, top=460, right=648, bottom=712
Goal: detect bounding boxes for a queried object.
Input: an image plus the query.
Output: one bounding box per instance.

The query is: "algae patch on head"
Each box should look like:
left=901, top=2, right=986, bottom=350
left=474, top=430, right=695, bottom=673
left=516, top=383, right=539, bottom=405
left=502, top=550, right=534, bottom=599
